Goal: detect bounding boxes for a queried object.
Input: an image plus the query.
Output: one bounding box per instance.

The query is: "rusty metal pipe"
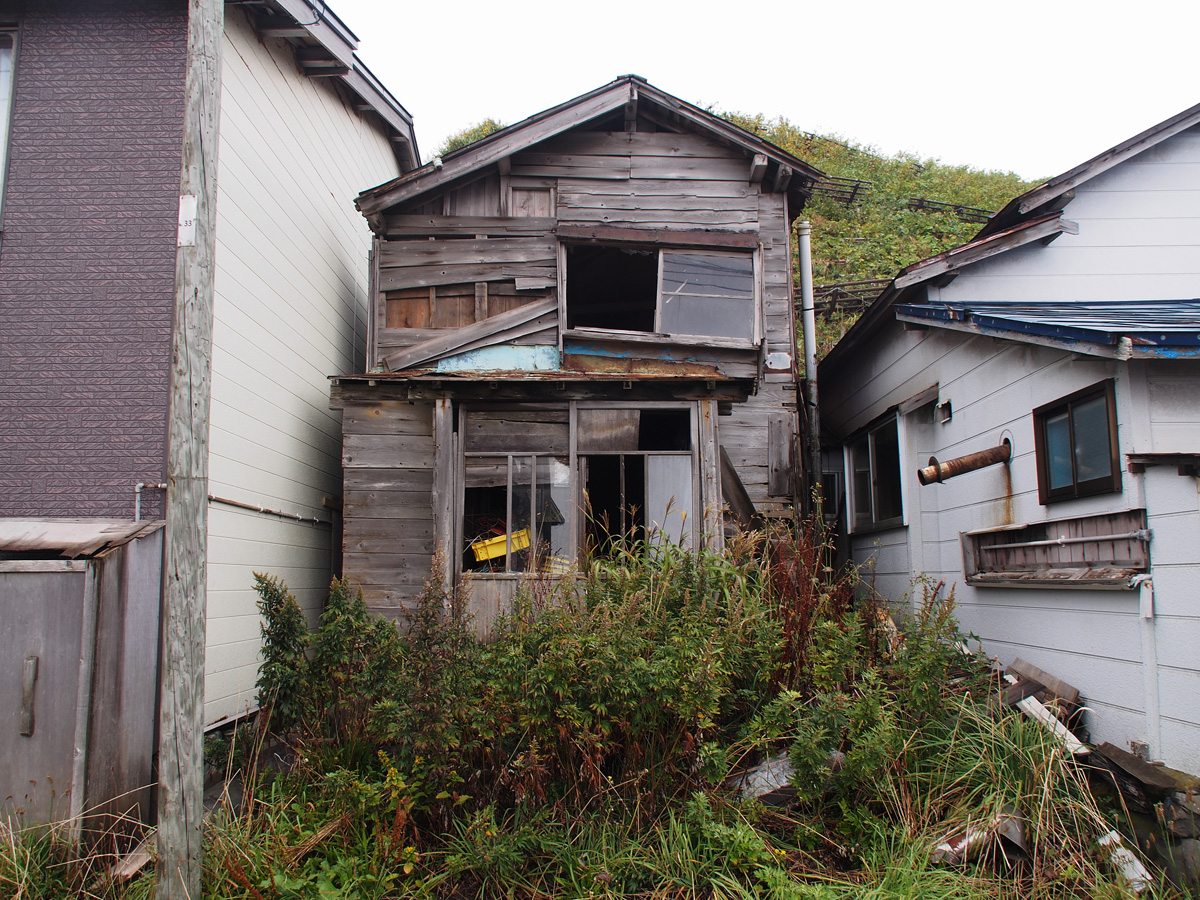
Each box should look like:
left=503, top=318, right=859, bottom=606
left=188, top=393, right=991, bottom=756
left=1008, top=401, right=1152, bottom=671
left=918, top=438, right=1011, bottom=485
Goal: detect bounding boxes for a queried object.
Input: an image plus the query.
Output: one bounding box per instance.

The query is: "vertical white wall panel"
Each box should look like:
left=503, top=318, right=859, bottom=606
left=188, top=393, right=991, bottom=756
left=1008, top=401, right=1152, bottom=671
left=203, top=9, right=402, bottom=723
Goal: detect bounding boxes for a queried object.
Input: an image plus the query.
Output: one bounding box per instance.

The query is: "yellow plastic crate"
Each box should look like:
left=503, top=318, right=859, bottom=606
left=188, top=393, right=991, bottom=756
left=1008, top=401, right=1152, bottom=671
left=470, top=528, right=530, bottom=562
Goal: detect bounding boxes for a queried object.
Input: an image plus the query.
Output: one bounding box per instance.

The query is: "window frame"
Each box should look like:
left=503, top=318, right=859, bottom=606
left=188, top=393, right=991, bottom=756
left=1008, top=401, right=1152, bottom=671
left=0, top=27, right=18, bottom=228
left=1032, top=379, right=1121, bottom=505
left=561, top=241, right=762, bottom=349
left=845, top=414, right=904, bottom=534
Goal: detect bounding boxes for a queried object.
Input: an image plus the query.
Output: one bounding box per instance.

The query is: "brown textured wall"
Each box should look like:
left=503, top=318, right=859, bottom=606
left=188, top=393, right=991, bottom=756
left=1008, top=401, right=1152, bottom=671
left=0, top=0, right=186, bottom=519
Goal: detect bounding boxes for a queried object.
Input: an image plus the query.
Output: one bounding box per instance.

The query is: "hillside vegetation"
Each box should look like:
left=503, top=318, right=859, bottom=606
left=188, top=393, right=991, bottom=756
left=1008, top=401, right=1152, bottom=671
left=725, top=114, right=1039, bottom=356
left=727, top=114, right=1038, bottom=286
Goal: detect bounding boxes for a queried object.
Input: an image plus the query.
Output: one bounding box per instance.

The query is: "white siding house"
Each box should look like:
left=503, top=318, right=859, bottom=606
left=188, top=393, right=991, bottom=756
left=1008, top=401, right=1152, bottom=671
left=819, top=105, right=1200, bottom=772
left=203, top=4, right=415, bottom=723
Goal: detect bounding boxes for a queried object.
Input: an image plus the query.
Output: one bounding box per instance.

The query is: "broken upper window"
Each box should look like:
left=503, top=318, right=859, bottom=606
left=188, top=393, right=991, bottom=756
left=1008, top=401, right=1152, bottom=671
left=1033, top=380, right=1121, bottom=505
left=847, top=416, right=903, bottom=533
left=566, top=245, right=756, bottom=343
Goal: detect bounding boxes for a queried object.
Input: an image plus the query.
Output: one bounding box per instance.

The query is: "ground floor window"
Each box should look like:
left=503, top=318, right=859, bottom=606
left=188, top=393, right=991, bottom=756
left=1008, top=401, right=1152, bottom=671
left=847, top=415, right=903, bottom=532
left=458, top=403, right=701, bottom=575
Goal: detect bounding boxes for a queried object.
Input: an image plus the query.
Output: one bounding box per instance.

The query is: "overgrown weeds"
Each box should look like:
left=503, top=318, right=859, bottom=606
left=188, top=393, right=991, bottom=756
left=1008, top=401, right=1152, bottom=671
left=3, top=521, right=1188, bottom=898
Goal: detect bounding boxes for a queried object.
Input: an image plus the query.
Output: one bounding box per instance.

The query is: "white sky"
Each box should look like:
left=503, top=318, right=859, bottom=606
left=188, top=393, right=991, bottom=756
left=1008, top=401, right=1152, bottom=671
left=329, top=0, right=1198, bottom=182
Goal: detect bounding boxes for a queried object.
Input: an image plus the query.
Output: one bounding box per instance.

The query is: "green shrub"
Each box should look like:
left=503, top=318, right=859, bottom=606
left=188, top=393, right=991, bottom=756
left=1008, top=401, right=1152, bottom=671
left=253, top=571, right=310, bottom=732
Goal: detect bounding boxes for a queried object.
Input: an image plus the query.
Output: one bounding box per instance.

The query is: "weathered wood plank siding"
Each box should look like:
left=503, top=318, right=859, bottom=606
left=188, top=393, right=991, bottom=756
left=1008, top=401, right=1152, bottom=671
left=203, top=8, right=402, bottom=723
left=341, top=401, right=437, bottom=618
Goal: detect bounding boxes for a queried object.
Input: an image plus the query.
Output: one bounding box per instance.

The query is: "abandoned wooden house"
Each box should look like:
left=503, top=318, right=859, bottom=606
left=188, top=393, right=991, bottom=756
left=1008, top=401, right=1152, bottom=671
left=331, top=76, right=821, bottom=628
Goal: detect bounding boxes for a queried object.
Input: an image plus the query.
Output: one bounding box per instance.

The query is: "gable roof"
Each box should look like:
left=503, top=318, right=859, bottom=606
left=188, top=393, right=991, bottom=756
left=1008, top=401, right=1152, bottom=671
left=241, top=0, right=419, bottom=171
left=821, top=100, right=1200, bottom=374
left=354, top=75, right=821, bottom=224
left=977, top=100, right=1200, bottom=240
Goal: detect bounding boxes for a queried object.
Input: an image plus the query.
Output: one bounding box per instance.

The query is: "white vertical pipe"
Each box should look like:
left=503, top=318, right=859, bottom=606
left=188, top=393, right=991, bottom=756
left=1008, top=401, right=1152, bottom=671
left=796, top=222, right=821, bottom=509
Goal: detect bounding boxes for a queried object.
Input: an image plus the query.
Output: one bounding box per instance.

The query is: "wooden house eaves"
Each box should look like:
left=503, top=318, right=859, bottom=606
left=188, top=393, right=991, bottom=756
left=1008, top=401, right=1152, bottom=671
left=355, top=75, right=821, bottom=219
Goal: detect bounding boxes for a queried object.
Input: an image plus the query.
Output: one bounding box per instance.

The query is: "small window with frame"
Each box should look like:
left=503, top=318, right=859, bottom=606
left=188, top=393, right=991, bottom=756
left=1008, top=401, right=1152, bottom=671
left=846, top=415, right=903, bottom=533
left=1033, top=379, right=1121, bottom=505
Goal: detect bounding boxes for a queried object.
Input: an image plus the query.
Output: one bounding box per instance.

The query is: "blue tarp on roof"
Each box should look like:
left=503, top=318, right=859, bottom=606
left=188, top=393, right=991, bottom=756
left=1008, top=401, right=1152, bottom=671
left=894, top=299, right=1200, bottom=356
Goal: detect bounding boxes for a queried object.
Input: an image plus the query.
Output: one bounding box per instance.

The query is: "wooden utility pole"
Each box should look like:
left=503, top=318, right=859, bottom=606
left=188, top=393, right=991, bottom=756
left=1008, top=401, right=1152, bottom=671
left=157, top=0, right=222, bottom=896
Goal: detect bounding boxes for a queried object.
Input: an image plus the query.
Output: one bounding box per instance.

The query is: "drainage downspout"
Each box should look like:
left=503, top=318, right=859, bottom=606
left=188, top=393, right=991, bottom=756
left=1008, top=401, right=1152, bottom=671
left=797, top=221, right=821, bottom=513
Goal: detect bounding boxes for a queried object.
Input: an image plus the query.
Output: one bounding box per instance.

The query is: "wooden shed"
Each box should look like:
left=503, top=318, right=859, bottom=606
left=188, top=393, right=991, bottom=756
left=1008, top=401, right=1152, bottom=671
left=0, top=520, right=163, bottom=838
left=332, top=76, right=821, bottom=628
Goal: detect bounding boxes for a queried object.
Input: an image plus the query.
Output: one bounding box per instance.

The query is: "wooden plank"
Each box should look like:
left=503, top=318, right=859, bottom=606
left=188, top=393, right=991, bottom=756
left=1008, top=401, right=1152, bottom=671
left=343, top=491, right=433, bottom=519
left=381, top=298, right=557, bottom=371
left=379, top=261, right=556, bottom=292
left=342, top=433, right=436, bottom=468
left=342, top=401, right=433, bottom=436
left=382, top=215, right=556, bottom=237
left=556, top=224, right=759, bottom=249
left=357, top=83, right=630, bottom=215
left=1007, top=658, right=1080, bottom=705
left=510, top=151, right=633, bottom=171
left=1095, top=742, right=1179, bottom=792
left=344, top=467, right=435, bottom=492
left=767, top=411, right=793, bottom=497
left=532, top=129, right=746, bottom=159
left=558, top=208, right=757, bottom=228
left=749, top=153, right=767, bottom=184
left=379, top=236, right=557, bottom=269
left=720, top=445, right=759, bottom=530
left=433, top=399, right=455, bottom=588
left=559, top=193, right=758, bottom=212
left=560, top=178, right=754, bottom=198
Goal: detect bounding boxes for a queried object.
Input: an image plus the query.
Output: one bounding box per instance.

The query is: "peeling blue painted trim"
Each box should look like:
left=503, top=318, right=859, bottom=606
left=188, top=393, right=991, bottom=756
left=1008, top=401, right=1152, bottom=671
left=436, top=345, right=561, bottom=373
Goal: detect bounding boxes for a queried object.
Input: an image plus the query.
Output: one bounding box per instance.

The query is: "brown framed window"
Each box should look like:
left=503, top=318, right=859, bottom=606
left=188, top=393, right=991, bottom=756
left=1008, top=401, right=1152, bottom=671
left=1033, top=379, right=1121, bottom=505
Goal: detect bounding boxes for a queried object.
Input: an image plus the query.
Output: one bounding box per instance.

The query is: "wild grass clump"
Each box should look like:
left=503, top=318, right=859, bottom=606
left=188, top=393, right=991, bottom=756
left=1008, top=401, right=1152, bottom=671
left=6, top=520, right=1183, bottom=898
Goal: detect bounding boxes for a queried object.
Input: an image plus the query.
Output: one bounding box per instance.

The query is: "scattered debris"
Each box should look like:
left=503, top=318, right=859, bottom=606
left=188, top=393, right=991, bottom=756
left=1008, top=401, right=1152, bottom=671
left=931, top=804, right=1028, bottom=866
left=730, top=753, right=797, bottom=806
left=1096, top=742, right=1179, bottom=793
left=1007, top=658, right=1080, bottom=706
left=1015, top=695, right=1089, bottom=756
left=1098, top=829, right=1152, bottom=893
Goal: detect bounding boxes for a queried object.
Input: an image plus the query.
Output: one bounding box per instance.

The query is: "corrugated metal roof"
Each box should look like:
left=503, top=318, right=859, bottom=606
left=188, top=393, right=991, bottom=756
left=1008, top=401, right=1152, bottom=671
left=894, top=299, right=1200, bottom=356
left=0, top=519, right=164, bottom=558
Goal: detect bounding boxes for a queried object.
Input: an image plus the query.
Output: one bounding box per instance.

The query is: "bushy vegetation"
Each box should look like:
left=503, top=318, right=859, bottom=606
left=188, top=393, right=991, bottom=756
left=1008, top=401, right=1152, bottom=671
left=723, top=114, right=1038, bottom=358
left=434, top=118, right=505, bottom=159
left=5, top=526, right=1180, bottom=898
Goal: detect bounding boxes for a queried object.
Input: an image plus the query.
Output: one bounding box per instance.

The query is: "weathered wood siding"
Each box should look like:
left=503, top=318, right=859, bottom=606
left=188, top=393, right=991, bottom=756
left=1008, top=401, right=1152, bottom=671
left=821, top=125, right=1200, bottom=771
left=340, top=401, right=437, bottom=618
left=204, top=8, right=402, bottom=723
left=372, top=129, right=799, bottom=514
left=719, top=191, right=798, bottom=515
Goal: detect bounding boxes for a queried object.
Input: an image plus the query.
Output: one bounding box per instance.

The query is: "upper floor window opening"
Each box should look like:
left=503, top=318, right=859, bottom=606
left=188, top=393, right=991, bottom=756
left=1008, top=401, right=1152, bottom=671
left=565, top=244, right=758, bottom=344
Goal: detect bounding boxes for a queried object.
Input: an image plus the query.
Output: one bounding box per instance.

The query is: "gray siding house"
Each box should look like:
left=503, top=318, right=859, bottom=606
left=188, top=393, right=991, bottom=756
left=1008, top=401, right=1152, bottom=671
left=0, top=0, right=416, bottom=827
left=820, top=103, right=1200, bottom=772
